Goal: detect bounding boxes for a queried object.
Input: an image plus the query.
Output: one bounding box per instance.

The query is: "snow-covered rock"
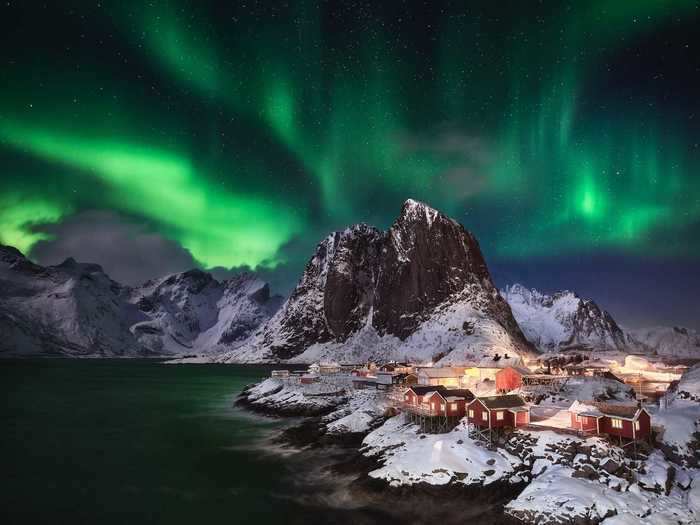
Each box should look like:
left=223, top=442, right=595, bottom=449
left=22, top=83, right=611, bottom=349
left=243, top=376, right=349, bottom=416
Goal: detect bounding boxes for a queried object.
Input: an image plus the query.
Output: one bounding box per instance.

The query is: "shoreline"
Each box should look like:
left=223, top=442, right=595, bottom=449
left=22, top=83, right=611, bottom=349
left=235, top=384, right=525, bottom=525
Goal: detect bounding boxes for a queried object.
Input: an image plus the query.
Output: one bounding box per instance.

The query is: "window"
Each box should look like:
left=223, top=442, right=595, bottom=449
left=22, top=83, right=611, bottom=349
left=441, top=403, right=446, bottom=411
left=611, top=418, right=623, bottom=429
left=575, top=415, right=580, bottom=422
left=496, top=411, right=504, bottom=421
left=634, top=421, right=640, bottom=431
left=468, top=409, right=474, bottom=418
left=482, top=411, right=488, bottom=421
left=450, top=403, right=458, bottom=410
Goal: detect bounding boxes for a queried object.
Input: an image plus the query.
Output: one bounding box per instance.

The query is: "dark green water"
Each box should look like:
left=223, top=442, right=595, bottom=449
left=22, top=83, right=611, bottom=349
left=1, top=359, right=509, bottom=525
left=0, top=359, right=371, bottom=525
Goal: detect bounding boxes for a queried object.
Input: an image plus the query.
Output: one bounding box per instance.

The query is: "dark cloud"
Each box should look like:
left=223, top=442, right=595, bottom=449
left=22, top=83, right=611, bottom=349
left=31, top=210, right=199, bottom=286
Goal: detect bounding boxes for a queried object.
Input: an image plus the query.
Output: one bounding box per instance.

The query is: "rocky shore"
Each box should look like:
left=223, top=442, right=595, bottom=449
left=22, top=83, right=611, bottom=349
left=237, top=376, right=700, bottom=525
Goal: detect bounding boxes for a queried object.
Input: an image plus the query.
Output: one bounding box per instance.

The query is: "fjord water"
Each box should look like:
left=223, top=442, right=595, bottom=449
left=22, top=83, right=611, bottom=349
left=1, top=359, right=508, bottom=525
left=0, top=360, right=365, bottom=525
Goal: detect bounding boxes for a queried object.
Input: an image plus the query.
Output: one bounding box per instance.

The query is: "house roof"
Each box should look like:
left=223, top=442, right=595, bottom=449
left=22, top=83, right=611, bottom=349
left=570, top=400, right=645, bottom=420
left=591, top=402, right=642, bottom=419
left=569, top=400, right=600, bottom=415
left=417, top=367, right=463, bottom=378
left=442, top=388, right=474, bottom=401
left=407, top=385, right=448, bottom=396
left=471, top=394, right=527, bottom=410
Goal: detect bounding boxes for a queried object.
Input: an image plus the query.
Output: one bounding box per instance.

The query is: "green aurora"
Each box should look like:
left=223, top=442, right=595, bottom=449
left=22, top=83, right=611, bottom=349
left=0, top=0, right=699, bottom=273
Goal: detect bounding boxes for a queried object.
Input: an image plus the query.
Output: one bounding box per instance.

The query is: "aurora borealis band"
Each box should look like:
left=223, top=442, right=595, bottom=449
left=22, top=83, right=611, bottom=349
left=1, top=1, right=699, bottom=327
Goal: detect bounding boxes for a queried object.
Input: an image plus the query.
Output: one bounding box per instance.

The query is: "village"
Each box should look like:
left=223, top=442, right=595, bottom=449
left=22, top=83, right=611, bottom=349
left=248, top=352, right=700, bottom=524
left=269, top=352, right=686, bottom=448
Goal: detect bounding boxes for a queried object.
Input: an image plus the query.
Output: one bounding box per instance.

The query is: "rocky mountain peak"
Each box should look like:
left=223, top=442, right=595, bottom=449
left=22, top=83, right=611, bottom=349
left=234, top=200, right=534, bottom=363
left=0, top=244, right=25, bottom=262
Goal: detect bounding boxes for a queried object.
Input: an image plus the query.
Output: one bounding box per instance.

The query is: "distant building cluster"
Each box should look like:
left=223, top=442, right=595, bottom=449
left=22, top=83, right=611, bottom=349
left=268, top=351, right=681, bottom=446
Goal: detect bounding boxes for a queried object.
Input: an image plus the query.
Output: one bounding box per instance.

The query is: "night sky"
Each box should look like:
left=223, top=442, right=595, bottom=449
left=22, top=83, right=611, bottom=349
left=1, top=1, right=699, bottom=329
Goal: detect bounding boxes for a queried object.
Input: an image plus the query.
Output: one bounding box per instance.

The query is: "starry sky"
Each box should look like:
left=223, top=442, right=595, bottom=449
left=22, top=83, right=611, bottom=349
left=1, top=1, right=699, bottom=329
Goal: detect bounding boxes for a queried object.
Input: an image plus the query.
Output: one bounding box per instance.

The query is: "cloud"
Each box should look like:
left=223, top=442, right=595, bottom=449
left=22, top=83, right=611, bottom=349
left=30, top=210, right=199, bottom=286
left=208, top=233, right=320, bottom=296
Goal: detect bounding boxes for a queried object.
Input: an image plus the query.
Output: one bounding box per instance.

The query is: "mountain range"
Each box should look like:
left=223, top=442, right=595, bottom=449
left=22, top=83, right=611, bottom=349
left=1, top=200, right=697, bottom=361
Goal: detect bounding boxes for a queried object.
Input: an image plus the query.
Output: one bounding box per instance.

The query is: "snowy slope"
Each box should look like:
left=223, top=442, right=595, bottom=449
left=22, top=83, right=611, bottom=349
left=502, top=284, right=627, bottom=352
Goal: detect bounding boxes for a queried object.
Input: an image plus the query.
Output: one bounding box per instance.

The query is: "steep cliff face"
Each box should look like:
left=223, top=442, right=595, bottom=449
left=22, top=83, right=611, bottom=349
left=257, top=224, right=384, bottom=359
left=226, top=199, right=535, bottom=364
left=502, top=284, right=627, bottom=352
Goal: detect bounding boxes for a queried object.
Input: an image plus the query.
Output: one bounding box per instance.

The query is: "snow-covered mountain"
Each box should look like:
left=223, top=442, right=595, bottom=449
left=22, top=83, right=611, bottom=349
left=626, top=326, right=700, bottom=359
left=221, top=199, right=535, bottom=364
left=128, top=270, right=281, bottom=355
left=0, top=245, right=280, bottom=357
left=0, top=245, right=143, bottom=356
left=501, top=284, right=627, bottom=353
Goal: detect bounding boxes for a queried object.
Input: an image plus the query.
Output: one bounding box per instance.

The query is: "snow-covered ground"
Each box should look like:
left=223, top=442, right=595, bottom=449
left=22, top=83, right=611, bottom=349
left=551, top=375, right=635, bottom=404
left=361, top=414, right=521, bottom=487
left=652, top=364, right=700, bottom=463
left=240, top=367, right=700, bottom=523
left=324, top=389, right=388, bottom=434
left=244, top=376, right=350, bottom=415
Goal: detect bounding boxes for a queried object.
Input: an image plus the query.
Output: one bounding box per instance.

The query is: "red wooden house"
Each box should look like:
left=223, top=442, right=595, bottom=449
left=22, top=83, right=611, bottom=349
left=402, top=385, right=448, bottom=407
left=495, top=366, right=530, bottom=392
left=402, top=386, right=474, bottom=432
left=467, top=395, right=530, bottom=439
left=569, top=401, right=651, bottom=442
left=422, top=388, right=475, bottom=417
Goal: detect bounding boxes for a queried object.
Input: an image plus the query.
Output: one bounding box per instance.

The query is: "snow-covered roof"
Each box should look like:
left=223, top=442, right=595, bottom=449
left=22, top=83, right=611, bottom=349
left=568, top=400, right=601, bottom=415
left=477, top=355, right=525, bottom=369
left=417, top=367, right=463, bottom=378
left=471, top=394, right=527, bottom=410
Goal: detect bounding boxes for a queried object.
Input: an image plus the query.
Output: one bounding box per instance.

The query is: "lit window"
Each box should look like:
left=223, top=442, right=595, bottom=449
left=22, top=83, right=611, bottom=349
left=450, top=403, right=458, bottom=410
left=634, top=421, right=640, bottom=431
left=496, top=411, right=504, bottom=421
left=468, top=409, right=474, bottom=418
left=432, top=403, right=436, bottom=410
left=482, top=411, right=488, bottom=421
left=611, top=418, right=623, bottom=429
left=441, top=403, right=446, bottom=411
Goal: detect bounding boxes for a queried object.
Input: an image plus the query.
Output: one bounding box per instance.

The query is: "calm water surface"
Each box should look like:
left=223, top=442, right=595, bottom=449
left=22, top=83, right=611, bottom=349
left=0, top=359, right=371, bottom=524
left=1, top=359, right=508, bottom=525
